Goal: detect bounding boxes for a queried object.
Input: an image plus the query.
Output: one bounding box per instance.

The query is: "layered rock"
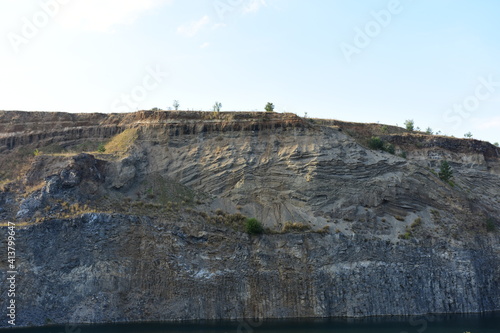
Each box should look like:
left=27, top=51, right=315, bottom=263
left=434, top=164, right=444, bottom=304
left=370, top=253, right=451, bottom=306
left=0, top=110, right=500, bottom=327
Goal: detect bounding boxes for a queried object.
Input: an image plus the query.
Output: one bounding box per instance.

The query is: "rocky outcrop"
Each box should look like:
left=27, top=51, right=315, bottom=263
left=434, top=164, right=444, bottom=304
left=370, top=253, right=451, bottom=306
left=1, top=110, right=500, bottom=327
left=1, top=213, right=499, bottom=327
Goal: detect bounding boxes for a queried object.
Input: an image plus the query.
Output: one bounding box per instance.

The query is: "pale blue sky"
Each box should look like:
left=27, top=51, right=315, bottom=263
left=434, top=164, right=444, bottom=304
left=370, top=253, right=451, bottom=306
left=1, top=0, right=499, bottom=144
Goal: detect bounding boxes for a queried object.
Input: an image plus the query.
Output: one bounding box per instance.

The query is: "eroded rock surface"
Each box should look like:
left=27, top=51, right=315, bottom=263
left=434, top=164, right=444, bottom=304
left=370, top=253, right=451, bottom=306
left=0, top=111, right=499, bottom=327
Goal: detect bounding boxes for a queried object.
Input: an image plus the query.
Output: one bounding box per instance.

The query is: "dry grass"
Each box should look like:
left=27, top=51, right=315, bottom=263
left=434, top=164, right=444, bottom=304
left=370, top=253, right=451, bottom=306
left=0, top=150, right=34, bottom=186
left=23, top=181, right=45, bottom=197
left=0, top=222, right=33, bottom=227
left=203, top=210, right=247, bottom=231
left=282, top=221, right=311, bottom=233
left=105, top=128, right=139, bottom=156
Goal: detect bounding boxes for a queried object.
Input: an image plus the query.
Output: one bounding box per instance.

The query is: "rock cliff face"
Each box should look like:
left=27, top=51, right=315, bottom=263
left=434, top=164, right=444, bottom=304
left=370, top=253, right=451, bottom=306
left=0, top=110, right=499, bottom=327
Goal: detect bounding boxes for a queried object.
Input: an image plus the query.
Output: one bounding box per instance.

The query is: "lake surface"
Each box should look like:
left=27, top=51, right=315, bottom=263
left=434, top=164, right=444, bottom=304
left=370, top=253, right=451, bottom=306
left=2, top=312, right=499, bottom=333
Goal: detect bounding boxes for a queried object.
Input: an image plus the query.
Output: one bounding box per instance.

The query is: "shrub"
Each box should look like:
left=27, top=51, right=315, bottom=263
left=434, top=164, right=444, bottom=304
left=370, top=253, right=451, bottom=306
left=97, top=143, right=106, bottom=153
left=384, top=143, right=395, bottom=155
left=368, top=136, right=384, bottom=150
left=399, top=232, right=411, bottom=240
left=464, top=132, right=473, bottom=138
left=245, top=218, right=263, bottom=234
left=494, top=142, right=499, bottom=147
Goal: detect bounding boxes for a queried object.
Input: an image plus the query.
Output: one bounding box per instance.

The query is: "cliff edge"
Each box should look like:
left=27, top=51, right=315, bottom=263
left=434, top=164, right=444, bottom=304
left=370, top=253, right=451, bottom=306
left=0, top=110, right=499, bottom=327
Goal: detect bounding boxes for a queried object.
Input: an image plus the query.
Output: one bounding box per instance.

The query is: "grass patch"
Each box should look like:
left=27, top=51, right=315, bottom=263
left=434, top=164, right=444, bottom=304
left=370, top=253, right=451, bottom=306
left=399, top=217, right=423, bottom=240
left=0, top=150, right=35, bottom=188
left=399, top=232, right=411, bottom=240
left=202, top=210, right=249, bottom=232
left=410, top=217, right=422, bottom=229
left=105, top=128, right=139, bottom=156
left=430, top=209, right=440, bottom=221
left=282, top=221, right=311, bottom=233
left=316, top=225, right=330, bottom=234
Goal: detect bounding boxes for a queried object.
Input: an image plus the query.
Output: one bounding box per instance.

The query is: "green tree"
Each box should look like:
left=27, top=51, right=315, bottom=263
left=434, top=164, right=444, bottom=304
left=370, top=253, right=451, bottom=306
left=265, top=102, right=275, bottom=112
left=173, top=100, right=179, bottom=110
left=404, top=119, right=414, bottom=131
left=425, top=127, right=433, bottom=135
left=464, top=132, right=473, bottom=138
left=213, top=101, right=222, bottom=112
left=245, top=218, right=263, bottom=235
left=494, top=142, right=499, bottom=147
left=438, top=160, right=453, bottom=183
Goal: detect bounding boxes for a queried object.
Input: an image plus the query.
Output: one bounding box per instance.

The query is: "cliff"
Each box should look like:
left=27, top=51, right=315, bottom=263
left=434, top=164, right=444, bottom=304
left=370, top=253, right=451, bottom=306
left=0, top=110, right=499, bottom=327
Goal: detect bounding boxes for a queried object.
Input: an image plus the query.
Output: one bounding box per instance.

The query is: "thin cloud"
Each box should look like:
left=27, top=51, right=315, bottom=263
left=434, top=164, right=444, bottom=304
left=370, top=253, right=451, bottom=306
left=177, top=16, right=210, bottom=37
left=243, top=0, right=267, bottom=13
left=212, top=23, right=227, bottom=30
left=475, top=116, right=500, bottom=129
left=56, top=0, right=172, bottom=32
left=200, top=42, right=210, bottom=49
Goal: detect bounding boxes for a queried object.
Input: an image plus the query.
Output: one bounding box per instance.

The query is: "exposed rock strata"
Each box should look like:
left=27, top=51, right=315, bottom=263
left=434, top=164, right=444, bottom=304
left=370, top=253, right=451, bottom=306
left=0, top=110, right=499, bottom=327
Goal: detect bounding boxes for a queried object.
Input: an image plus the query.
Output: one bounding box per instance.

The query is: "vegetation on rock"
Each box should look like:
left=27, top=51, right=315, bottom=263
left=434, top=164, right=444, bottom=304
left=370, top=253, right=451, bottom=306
left=438, top=160, right=453, bottom=183
left=245, top=218, right=264, bottom=234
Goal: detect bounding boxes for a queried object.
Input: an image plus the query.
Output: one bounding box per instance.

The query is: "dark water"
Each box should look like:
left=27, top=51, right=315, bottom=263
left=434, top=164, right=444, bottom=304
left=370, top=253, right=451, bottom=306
left=2, top=313, right=499, bottom=333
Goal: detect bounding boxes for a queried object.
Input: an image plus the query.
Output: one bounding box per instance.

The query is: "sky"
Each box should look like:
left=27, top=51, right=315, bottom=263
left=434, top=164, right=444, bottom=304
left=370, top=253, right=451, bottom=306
left=0, top=0, right=499, bottom=144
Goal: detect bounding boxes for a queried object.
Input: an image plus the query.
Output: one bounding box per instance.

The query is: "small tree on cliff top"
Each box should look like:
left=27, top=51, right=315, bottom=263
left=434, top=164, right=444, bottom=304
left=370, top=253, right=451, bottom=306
left=265, top=102, right=275, bottom=112
left=213, top=101, right=222, bottom=112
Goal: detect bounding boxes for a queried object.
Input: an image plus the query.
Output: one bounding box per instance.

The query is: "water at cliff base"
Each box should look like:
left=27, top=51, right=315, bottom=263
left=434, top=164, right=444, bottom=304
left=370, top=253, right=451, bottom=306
left=2, top=312, right=499, bottom=333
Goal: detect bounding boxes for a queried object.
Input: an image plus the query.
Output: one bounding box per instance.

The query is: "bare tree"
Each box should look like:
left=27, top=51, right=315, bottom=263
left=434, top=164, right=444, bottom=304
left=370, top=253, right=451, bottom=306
left=213, top=101, right=222, bottom=112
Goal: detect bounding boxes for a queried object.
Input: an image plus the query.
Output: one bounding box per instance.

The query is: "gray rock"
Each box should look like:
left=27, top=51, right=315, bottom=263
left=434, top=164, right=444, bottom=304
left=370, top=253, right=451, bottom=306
left=1, top=214, right=498, bottom=327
